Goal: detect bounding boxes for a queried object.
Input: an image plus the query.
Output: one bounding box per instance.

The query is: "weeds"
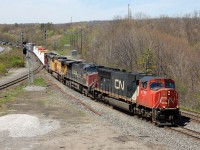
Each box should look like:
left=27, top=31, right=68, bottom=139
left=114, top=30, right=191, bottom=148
left=0, top=47, right=24, bottom=76
left=33, top=77, right=48, bottom=87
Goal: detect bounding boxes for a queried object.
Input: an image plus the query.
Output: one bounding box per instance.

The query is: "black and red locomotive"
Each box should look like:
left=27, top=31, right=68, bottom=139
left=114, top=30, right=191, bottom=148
left=34, top=46, right=180, bottom=126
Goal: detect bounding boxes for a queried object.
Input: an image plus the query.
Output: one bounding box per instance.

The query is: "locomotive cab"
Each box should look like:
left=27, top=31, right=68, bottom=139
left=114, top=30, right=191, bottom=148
left=137, top=76, right=180, bottom=125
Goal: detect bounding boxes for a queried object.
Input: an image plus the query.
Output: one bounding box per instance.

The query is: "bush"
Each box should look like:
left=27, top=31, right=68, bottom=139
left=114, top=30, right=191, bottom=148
left=33, top=77, right=47, bottom=87
left=10, top=56, right=25, bottom=67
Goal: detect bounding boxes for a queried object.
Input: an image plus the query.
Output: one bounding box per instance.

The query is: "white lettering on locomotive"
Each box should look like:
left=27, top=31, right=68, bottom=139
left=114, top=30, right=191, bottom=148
left=115, top=79, right=124, bottom=90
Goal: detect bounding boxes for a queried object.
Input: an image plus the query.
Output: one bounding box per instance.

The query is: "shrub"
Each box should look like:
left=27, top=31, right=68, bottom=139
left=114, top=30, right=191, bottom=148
left=10, top=56, right=25, bottom=67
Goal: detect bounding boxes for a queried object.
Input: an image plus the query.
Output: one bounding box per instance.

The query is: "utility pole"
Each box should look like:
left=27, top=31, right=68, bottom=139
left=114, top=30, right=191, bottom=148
left=80, top=29, right=83, bottom=55
left=44, top=30, right=47, bottom=48
left=21, top=31, right=24, bottom=45
left=21, top=31, right=24, bottom=61
left=128, top=4, right=132, bottom=19
left=26, top=43, right=35, bottom=85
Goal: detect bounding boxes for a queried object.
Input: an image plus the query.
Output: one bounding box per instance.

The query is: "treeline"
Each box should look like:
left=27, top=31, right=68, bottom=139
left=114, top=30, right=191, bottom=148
left=0, top=12, right=200, bottom=111
left=81, top=13, right=200, bottom=111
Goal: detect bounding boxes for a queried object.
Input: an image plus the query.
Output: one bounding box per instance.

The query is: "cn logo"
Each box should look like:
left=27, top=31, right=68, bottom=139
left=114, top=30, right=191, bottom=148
left=115, top=79, right=124, bottom=90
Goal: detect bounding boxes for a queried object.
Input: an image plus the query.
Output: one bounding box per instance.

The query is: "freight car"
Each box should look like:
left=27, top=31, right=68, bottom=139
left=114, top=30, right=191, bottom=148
left=33, top=46, right=49, bottom=65
left=32, top=44, right=180, bottom=126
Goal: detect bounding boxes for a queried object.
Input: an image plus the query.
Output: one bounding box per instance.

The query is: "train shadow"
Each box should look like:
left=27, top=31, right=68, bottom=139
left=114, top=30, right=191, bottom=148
left=177, top=115, right=191, bottom=127
left=112, top=106, right=152, bottom=122
left=169, top=115, right=191, bottom=127
left=112, top=107, right=191, bottom=127
left=112, top=106, right=134, bottom=116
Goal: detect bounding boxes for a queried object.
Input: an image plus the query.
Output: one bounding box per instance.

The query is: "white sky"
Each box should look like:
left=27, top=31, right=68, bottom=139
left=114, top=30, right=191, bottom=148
left=0, top=0, right=199, bottom=24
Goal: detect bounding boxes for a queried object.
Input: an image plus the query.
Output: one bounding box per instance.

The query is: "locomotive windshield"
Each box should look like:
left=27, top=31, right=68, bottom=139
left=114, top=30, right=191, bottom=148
left=165, top=81, right=175, bottom=89
left=86, top=66, right=97, bottom=73
left=150, top=81, right=175, bottom=91
left=150, top=82, right=164, bottom=91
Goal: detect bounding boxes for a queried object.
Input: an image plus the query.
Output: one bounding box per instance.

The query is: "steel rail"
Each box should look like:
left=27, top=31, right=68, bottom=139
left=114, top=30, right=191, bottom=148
left=165, top=126, right=200, bottom=141
left=0, top=58, right=43, bottom=90
left=181, top=110, right=200, bottom=123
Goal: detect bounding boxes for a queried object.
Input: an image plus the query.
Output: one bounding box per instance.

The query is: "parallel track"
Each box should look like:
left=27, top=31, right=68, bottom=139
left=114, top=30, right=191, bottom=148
left=0, top=59, right=43, bottom=90
left=166, top=126, right=200, bottom=141
left=164, top=109, right=200, bottom=141
left=181, top=110, right=200, bottom=123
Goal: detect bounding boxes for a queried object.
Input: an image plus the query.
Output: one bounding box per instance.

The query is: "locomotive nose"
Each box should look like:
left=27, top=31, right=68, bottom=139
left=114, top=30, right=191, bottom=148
left=159, top=89, right=178, bottom=108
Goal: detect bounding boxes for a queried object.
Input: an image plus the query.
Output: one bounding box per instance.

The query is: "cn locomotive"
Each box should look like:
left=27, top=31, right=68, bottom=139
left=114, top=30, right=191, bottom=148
left=33, top=45, right=180, bottom=126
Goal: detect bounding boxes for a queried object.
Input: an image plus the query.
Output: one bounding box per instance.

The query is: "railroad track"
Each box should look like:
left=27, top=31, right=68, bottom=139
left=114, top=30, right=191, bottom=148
left=166, top=126, right=200, bottom=141
left=0, top=59, right=43, bottom=90
left=181, top=110, right=200, bottom=123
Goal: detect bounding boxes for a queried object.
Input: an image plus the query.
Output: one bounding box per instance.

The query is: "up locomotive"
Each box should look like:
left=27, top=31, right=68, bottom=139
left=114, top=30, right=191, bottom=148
left=33, top=45, right=180, bottom=126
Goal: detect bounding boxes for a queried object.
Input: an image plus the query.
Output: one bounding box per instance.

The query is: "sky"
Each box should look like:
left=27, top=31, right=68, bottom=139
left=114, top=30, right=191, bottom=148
left=0, top=0, right=199, bottom=24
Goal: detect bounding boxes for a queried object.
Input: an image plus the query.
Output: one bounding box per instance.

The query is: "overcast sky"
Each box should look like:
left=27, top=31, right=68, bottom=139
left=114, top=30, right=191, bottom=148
left=0, top=0, right=199, bottom=24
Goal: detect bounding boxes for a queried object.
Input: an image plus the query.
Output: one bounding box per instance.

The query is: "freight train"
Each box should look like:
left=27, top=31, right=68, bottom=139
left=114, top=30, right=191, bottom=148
left=31, top=44, right=180, bottom=126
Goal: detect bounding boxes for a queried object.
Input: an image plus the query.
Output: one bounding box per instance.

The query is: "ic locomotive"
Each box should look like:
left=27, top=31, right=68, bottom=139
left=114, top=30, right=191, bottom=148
left=33, top=45, right=180, bottom=126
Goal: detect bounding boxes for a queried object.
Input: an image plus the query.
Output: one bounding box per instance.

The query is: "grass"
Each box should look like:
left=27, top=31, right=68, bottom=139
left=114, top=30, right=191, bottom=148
left=33, top=77, right=48, bottom=87
left=55, top=34, right=73, bottom=56
left=0, top=47, right=25, bottom=76
left=0, top=86, right=23, bottom=106
left=56, top=48, right=71, bottom=56
left=180, top=106, right=200, bottom=114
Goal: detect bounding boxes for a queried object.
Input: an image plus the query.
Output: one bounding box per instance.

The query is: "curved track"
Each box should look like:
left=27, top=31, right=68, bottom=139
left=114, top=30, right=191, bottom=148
left=0, top=56, right=43, bottom=90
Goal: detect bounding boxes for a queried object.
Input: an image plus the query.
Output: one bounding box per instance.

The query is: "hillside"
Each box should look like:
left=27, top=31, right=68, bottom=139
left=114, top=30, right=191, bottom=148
left=0, top=13, right=200, bottom=111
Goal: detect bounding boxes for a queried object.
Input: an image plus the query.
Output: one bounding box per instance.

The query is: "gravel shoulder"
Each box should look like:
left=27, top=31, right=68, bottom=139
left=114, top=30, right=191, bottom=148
left=44, top=70, right=200, bottom=150
left=0, top=70, right=165, bottom=150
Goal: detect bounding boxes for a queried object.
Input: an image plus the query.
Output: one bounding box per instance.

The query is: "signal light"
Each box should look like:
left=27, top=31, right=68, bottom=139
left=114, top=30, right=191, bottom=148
left=23, top=47, right=27, bottom=55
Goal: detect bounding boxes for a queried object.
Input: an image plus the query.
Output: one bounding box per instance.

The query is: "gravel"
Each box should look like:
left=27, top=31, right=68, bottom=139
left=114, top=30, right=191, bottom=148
left=184, top=121, right=200, bottom=133
left=46, top=72, right=200, bottom=150
left=0, top=114, right=60, bottom=137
